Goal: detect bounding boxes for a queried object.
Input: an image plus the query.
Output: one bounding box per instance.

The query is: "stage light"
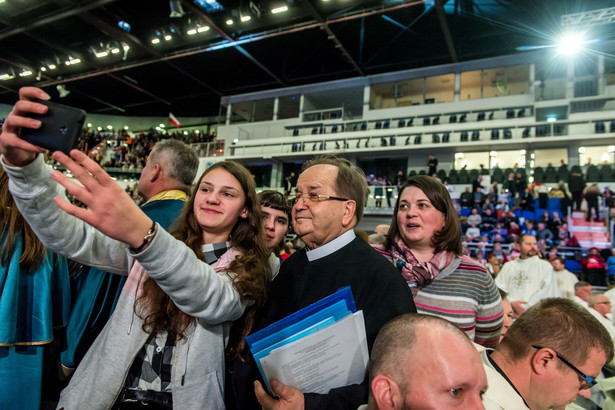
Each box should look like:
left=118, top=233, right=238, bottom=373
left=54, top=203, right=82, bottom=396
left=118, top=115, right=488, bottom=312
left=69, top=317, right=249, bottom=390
left=226, top=19, right=234, bottom=25
left=19, top=70, right=33, bottom=77
left=169, top=0, right=185, bottom=18
left=57, top=84, right=70, bottom=98
left=118, top=21, right=131, bottom=32
left=271, top=5, right=288, bottom=14
left=152, top=38, right=161, bottom=44
left=197, top=26, right=209, bottom=32
left=95, top=50, right=109, bottom=58
left=187, top=28, right=197, bottom=35
left=557, top=33, right=585, bottom=55
left=241, top=15, right=251, bottom=22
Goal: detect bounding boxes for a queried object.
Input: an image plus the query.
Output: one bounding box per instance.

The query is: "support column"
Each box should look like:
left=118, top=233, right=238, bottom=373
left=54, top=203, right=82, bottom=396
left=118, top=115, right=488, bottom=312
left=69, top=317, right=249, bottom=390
left=566, top=59, right=575, bottom=99
left=363, top=85, right=371, bottom=115
left=225, top=103, right=231, bottom=126
left=454, top=72, right=461, bottom=102
left=270, top=160, right=284, bottom=188
left=299, top=95, right=305, bottom=121
left=598, top=54, right=605, bottom=96
left=528, top=63, right=536, bottom=102
left=273, top=97, right=279, bottom=121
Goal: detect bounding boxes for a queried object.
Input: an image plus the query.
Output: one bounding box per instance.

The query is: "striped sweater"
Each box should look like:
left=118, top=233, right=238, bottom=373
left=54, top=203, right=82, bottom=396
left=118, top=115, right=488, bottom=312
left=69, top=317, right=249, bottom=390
left=378, top=249, right=503, bottom=347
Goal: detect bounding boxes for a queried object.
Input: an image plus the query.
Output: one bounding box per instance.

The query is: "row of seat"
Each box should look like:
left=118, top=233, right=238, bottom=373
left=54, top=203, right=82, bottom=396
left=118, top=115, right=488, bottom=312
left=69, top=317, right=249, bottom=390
left=415, top=164, right=613, bottom=184
left=594, top=121, right=615, bottom=133
left=292, top=107, right=531, bottom=136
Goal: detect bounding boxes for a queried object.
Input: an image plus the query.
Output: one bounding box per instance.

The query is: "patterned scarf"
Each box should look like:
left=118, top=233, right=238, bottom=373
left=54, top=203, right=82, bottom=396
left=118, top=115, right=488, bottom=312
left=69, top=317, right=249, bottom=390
left=390, top=234, right=456, bottom=296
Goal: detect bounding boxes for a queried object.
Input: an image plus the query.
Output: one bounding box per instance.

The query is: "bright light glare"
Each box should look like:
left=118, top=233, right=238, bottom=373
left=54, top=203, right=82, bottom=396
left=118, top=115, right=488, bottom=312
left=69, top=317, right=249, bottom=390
left=271, top=5, right=288, bottom=13
left=557, top=33, right=585, bottom=55
left=152, top=38, right=160, bottom=44
left=187, top=29, right=197, bottom=35
left=241, top=15, right=251, bottom=22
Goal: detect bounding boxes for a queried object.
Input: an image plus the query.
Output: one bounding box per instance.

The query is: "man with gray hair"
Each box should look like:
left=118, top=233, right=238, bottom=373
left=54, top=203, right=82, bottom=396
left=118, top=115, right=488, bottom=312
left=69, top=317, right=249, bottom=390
left=229, top=154, right=415, bottom=410
left=137, top=139, right=200, bottom=225
left=364, top=314, right=487, bottom=410
left=60, top=139, right=199, bottom=375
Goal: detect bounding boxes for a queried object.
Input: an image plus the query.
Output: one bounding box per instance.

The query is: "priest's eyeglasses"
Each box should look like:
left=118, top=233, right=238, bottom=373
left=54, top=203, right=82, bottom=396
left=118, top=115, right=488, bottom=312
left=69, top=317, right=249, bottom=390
left=289, top=192, right=349, bottom=205
left=532, top=345, right=597, bottom=388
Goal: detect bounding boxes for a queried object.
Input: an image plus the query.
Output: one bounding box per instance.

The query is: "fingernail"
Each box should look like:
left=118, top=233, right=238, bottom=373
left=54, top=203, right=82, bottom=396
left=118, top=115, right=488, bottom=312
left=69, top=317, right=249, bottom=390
left=41, top=92, right=51, bottom=100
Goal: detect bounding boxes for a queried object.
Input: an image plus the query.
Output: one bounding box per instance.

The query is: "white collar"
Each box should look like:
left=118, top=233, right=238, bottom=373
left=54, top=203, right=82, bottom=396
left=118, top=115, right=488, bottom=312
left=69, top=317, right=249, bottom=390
left=306, top=230, right=355, bottom=262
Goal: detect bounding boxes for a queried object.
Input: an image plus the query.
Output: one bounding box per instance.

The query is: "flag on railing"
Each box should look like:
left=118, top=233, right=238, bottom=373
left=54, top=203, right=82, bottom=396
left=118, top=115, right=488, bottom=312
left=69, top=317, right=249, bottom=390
left=168, top=113, right=180, bottom=128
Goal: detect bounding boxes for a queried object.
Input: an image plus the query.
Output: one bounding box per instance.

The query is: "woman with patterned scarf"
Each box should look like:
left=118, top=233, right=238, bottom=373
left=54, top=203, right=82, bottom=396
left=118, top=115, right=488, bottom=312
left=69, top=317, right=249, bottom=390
left=381, top=175, right=504, bottom=347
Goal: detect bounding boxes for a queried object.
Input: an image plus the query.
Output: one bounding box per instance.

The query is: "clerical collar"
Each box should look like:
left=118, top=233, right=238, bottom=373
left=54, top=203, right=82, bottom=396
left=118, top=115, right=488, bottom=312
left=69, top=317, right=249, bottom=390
left=306, top=230, right=355, bottom=262
left=487, top=350, right=531, bottom=409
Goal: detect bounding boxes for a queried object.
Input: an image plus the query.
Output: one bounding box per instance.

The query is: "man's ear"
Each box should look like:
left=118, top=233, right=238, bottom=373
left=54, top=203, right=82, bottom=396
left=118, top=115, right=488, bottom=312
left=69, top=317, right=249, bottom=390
left=150, top=164, right=161, bottom=182
left=341, top=200, right=357, bottom=227
left=371, top=375, right=401, bottom=410
left=531, top=347, right=556, bottom=376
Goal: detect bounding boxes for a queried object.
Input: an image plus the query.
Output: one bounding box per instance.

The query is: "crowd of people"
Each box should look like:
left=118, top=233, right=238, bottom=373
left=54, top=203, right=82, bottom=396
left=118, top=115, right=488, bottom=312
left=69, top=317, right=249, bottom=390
left=76, top=127, right=216, bottom=172
left=1, top=88, right=615, bottom=410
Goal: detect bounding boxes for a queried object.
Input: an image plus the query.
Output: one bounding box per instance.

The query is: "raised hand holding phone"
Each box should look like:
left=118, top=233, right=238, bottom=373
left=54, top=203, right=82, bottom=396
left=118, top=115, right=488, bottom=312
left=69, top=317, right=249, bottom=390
left=50, top=149, right=154, bottom=250
left=0, top=87, right=51, bottom=166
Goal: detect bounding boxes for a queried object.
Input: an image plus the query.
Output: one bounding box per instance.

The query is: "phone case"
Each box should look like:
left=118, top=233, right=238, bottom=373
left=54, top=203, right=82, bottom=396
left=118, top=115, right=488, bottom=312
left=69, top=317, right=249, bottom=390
left=21, top=99, right=86, bottom=155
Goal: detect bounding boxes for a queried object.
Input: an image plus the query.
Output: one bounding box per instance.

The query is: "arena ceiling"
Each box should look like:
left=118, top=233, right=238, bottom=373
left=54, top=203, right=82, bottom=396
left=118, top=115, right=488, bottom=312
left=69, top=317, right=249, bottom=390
left=0, top=0, right=613, bottom=118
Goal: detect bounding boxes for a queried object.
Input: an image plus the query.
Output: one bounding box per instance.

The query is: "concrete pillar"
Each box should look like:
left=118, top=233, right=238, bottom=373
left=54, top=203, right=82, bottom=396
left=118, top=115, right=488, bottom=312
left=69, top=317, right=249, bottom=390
left=273, top=97, right=279, bottom=121
left=270, top=160, right=284, bottom=188
left=454, top=72, right=461, bottom=102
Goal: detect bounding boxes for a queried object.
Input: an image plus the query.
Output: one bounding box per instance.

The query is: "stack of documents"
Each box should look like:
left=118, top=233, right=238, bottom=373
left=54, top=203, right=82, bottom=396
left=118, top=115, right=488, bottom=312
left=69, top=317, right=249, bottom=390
left=247, top=286, right=369, bottom=395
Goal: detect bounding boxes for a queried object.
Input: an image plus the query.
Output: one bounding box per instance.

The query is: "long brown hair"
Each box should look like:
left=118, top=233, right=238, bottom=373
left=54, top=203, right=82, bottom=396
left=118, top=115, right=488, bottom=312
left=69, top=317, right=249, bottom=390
left=137, top=161, right=270, bottom=358
left=386, top=175, right=462, bottom=255
left=0, top=168, right=47, bottom=273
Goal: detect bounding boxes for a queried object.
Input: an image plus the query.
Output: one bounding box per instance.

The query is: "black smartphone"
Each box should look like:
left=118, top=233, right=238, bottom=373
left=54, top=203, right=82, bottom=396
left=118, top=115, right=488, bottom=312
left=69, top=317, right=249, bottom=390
left=21, top=99, right=86, bottom=155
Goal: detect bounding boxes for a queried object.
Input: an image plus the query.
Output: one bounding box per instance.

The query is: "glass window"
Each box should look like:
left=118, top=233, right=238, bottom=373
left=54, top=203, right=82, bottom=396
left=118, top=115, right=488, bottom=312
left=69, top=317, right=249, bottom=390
left=253, top=98, right=275, bottom=122
left=425, top=74, right=454, bottom=103
left=278, top=95, right=300, bottom=119
left=230, top=101, right=252, bottom=124
left=460, top=70, right=481, bottom=100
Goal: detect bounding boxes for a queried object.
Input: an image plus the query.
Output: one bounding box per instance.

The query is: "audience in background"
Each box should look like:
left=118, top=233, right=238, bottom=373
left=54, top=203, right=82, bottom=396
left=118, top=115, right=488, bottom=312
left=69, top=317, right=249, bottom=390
left=551, top=257, right=578, bottom=300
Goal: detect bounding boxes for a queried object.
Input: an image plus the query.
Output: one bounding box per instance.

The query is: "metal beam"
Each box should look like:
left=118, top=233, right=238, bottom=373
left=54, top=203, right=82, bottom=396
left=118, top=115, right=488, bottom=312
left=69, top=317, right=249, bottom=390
left=182, top=1, right=286, bottom=86
left=0, top=0, right=120, bottom=41
left=18, top=1, right=427, bottom=93
left=302, top=0, right=364, bottom=76
left=435, top=0, right=458, bottom=63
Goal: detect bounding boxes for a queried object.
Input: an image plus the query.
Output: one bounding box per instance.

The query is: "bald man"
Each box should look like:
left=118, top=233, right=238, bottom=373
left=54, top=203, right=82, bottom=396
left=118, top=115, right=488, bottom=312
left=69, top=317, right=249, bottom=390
left=364, top=314, right=487, bottom=410
left=374, top=224, right=389, bottom=236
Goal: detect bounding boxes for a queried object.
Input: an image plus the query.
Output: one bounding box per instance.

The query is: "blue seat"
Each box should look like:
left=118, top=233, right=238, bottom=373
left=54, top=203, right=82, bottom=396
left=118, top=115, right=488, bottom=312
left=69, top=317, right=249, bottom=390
left=565, top=259, right=581, bottom=274
left=547, top=198, right=561, bottom=211
left=522, top=210, right=534, bottom=221
left=460, top=208, right=471, bottom=217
